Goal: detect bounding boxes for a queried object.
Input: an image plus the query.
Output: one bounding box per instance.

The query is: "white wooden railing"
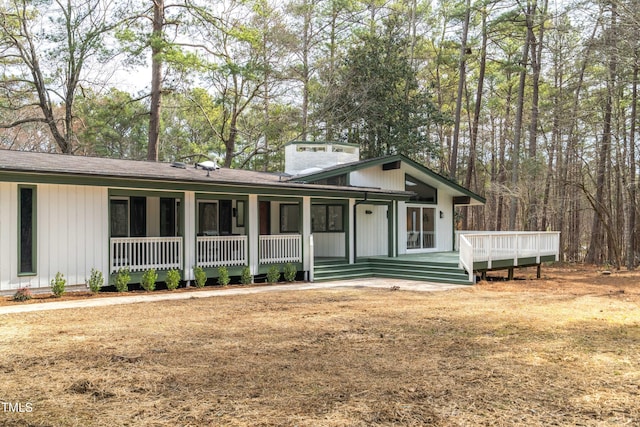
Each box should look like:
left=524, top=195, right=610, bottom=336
left=458, top=231, right=560, bottom=283
left=197, top=235, right=247, bottom=268
left=110, top=237, right=183, bottom=273
left=260, top=234, right=302, bottom=264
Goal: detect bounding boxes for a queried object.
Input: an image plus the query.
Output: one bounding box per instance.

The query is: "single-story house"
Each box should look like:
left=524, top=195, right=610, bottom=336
left=0, top=142, right=558, bottom=293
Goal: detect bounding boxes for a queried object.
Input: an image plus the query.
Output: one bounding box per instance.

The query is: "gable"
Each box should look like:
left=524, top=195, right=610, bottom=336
left=294, top=155, right=485, bottom=206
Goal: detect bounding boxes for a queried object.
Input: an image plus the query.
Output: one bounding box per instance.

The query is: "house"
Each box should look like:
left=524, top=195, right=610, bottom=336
left=0, top=143, right=558, bottom=293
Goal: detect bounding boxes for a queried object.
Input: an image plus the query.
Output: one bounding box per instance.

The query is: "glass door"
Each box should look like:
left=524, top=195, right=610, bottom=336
left=406, top=206, right=435, bottom=250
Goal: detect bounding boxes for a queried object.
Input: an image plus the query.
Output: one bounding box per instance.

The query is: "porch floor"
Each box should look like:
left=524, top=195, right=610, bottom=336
left=316, top=251, right=461, bottom=264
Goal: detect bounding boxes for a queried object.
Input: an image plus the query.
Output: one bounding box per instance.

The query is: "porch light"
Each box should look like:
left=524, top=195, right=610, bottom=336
left=439, top=211, right=444, bottom=219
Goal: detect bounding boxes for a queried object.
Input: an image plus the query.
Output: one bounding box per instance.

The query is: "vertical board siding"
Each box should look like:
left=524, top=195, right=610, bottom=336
left=1, top=183, right=108, bottom=291
left=314, top=233, right=346, bottom=257
left=356, top=204, right=388, bottom=257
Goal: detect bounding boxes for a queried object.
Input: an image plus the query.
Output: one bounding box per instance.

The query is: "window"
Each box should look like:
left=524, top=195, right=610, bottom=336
left=110, top=199, right=129, bottom=237
left=129, top=197, right=147, bottom=237
left=311, top=205, right=344, bottom=232
left=236, top=201, right=245, bottom=227
left=280, top=204, right=300, bottom=233
left=198, top=201, right=218, bottom=235
left=312, top=174, right=347, bottom=186
left=160, top=198, right=177, bottom=237
left=405, top=174, right=437, bottom=203
left=18, top=186, right=36, bottom=275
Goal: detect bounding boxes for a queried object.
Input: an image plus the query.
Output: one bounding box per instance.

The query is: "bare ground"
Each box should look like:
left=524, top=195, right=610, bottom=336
left=0, top=265, right=639, bottom=426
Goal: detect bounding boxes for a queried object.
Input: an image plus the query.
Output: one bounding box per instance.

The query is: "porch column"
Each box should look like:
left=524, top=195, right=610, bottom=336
left=348, top=198, right=355, bottom=264
left=302, top=196, right=311, bottom=273
left=183, top=191, right=196, bottom=281
left=248, top=194, right=259, bottom=277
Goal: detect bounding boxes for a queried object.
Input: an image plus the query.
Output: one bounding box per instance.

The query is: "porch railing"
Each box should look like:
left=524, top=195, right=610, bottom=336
left=110, top=237, right=183, bottom=273
left=458, top=231, right=560, bottom=283
left=197, top=235, right=248, bottom=268
left=260, top=234, right=302, bottom=264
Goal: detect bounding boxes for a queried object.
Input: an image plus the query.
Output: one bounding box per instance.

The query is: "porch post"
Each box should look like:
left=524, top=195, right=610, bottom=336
left=183, top=191, right=196, bottom=282
left=349, top=199, right=356, bottom=264
left=302, top=196, right=311, bottom=276
left=248, top=194, right=259, bottom=277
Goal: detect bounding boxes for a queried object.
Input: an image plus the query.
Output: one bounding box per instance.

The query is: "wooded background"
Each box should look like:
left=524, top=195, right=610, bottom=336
left=0, top=0, right=638, bottom=268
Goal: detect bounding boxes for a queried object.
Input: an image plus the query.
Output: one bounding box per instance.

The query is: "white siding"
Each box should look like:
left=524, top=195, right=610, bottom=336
left=350, top=167, right=404, bottom=190
left=1, top=183, right=108, bottom=292
left=314, top=233, right=346, bottom=257
left=356, top=204, right=388, bottom=257
left=0, top=183, right=16, bottom=290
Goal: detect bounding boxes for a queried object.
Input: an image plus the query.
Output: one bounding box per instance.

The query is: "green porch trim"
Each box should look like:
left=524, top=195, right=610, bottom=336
left=0, top=171, right=409, bottom=201
left=311, top=198, right=351, bottom=262
left=107, top=189, right=187, bottom=279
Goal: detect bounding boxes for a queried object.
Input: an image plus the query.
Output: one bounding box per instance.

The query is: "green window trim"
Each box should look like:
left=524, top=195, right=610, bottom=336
left=18, top=185, right=37, bottom=276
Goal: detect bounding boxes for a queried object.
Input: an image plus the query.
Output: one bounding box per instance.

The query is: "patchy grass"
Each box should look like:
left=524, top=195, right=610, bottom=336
left=0, top=266, right=639, bottom=426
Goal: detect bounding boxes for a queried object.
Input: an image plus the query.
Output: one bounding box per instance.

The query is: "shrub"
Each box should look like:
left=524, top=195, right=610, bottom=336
left=51, top=272, right=66, bottom=297
left=12, top=287, right=32, bottom=302
left=283, top=263, right=297, bottom=282
left=193, top=266, right=207, bottom=288
left=87, top=268, right=104, bottom=293
left=266, top=265, right=280, bottom=283
left=217, top=266, right=230, bottom=286
left=115, top=268, right=130, bottom=292
left=240, top=266, right=252, bottom=285
left=166, top=269, right=180, bottom=291
left=141, top=268, right=158, bottom=291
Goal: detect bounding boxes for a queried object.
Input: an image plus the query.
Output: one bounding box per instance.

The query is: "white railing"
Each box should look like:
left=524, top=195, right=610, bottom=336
left=110, top=237, right=183, bottom=273
left=260, top=234, right=302, bottom=264
left=197, top=235, right=247, bottom=268
left=458, top=231, right=560, bottom=283
left=459, top=234, right=474, bottom=283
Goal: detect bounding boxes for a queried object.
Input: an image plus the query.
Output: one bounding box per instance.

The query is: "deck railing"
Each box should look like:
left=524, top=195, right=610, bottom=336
left=260, top=234, right=302, bottom=264
left=197, top=235, right=248, bottom=268
left=458, top=231, right=560, bottom=283
left=110, top=237, right=183, bottom=273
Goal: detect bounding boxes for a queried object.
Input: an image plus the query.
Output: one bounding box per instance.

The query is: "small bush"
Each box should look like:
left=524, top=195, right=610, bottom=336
left=240, top=266, right=252, bottom=285
left=283, top=263, right=297, bottom=282
left=194, top=266, right=207, bottom=288
left=115, top=268, right=130, bottom=292
left=12, top=287, right=32, bottom=302
left=217, top=266, right=230, bottom=286
left=87, top=268, right=104, bottom=293
left=141, top=268, right=158, bottom=291
left=266, top=265, right=280, bottom=283
left=166, top=269, right=180, bottom=291
left=51, top=272, right=66, bottom=297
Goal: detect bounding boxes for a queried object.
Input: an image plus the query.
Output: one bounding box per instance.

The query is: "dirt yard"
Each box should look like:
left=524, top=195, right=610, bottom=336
left=1, top=265, right=639, bottom=426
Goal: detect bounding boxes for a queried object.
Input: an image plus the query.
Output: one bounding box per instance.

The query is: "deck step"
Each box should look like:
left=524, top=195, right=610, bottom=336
left=313, top=256, right=472, bottom=285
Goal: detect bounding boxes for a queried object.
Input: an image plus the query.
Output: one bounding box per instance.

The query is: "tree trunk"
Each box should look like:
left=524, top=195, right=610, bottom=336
left=148, top=0, right=164, bottom=162
left=628, top=51, right=638, bottom=269
left=508, top=2, right=533, bottom=230
left=449, top=0, right=470, bottom=181
left=585, top=2, right=617, bottom=264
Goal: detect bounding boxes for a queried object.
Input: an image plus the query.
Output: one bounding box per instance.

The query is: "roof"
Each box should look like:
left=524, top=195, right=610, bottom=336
left=0, top=149, right=412, bottom=200
left=290, top=153, right=486, bottom=205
